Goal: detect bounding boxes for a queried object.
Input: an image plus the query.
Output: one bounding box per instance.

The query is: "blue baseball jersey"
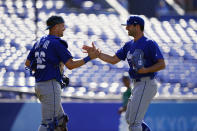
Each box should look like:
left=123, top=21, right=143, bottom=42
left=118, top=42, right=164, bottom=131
left=27, top=35, right=72, bottom=82
left=116, top=36, right=164, bottom=79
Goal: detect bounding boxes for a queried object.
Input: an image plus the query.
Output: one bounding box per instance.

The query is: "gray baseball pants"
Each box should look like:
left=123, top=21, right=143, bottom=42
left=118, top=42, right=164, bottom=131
left=125, top=77, right=157, bottom=131
left=35, top=79, right=65, bottom=131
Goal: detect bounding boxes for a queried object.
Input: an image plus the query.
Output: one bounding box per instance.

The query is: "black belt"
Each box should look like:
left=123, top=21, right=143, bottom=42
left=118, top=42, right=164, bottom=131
left=133, top=76, right=154, bottom=82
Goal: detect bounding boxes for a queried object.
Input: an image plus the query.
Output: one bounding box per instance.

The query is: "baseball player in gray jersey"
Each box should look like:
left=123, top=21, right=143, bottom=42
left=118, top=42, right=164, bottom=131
left=83, top=15, right=165, bottom=131
left=25, top=16, right=99, bottom=131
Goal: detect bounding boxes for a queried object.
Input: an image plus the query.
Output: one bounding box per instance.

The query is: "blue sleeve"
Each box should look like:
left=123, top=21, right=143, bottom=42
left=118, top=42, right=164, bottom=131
left=54, top=40, right=73, bottom=64
left=149, top=41, right=164, bottom=62
left=27, top=45, right=36, bottom=61
left=115, top=42, right=129, bottom=60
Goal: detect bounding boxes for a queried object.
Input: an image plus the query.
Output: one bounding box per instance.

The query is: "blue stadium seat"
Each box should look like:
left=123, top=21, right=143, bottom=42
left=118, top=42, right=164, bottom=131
left=0, top=0, right=197, bottom=97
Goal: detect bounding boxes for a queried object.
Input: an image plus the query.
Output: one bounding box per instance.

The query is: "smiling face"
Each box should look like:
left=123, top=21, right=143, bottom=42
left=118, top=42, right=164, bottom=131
left=54, top=23, right=65, bottom=37
left=126, top=24, right=136, bottom=37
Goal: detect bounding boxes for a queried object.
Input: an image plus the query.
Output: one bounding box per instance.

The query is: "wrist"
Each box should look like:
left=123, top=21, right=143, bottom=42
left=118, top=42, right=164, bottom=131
left=144, top=67, right=149, bottom=73
left=98, top=51, right=102, bottom=58
left=83, top=56, right=91, bottom=63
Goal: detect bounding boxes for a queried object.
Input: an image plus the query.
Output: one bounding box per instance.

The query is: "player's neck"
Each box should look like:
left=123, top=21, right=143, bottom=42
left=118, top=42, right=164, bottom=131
left=49, top=31, right=60, bottom=37
left=134, top=33, right=144, bottom=42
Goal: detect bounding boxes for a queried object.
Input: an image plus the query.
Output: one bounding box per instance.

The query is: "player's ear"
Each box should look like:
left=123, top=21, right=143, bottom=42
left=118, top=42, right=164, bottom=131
left=52, top=24, right=58, bottom=31
left=136, top=25, right=141, bottom=30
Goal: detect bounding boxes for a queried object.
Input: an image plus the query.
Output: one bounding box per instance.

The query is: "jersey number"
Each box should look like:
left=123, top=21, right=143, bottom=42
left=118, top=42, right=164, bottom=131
left=35, top=51, right=46, bottom=69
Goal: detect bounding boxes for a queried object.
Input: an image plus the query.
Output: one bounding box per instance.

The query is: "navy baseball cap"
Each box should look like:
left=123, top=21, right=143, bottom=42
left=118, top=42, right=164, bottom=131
left=121, top=15, right=144, bottom=26
left=46, top=16, right=64, bottom=30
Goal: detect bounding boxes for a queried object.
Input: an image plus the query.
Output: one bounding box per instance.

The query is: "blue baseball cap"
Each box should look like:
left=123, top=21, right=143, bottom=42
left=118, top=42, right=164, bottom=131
left=121, top=15, right=144, bottom=26
left=46, top=16, right=64, bottom=30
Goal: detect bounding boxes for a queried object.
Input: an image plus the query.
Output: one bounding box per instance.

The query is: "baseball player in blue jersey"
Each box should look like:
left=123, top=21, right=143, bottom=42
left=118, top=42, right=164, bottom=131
left=25, top=16, right=99, bottom=131
left=83, top=15, right=166, bottom=131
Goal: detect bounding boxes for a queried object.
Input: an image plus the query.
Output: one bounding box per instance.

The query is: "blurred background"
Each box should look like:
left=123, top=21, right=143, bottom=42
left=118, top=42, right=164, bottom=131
left=0, top=0, right=197, bottom=131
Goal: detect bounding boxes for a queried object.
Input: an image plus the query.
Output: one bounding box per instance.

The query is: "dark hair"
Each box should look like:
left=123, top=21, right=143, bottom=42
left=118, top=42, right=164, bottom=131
left=46, top=16, right=64, bottom=30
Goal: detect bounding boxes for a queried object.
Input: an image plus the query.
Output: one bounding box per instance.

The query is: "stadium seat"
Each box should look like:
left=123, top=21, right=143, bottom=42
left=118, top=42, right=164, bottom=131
left=0, top=0, right=197, bottom=98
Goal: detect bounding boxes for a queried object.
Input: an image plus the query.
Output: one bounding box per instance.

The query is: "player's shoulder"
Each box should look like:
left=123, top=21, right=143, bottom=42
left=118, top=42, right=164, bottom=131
left=125, top=40, right=132, bottom=45
left=124, top=40, right=133, bottom=47
left=59, top=39, right=68, bottom=48
left=46, top=35, right=68, bottom=48
left=144, top=36, right=154, bottom=43
left=46, top=35, right=61, bottom=43
left=144, top=37, right=158, bottom=47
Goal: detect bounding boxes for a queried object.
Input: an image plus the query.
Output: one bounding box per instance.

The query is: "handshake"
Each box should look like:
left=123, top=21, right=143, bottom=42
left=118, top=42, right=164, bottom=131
left=82, top=42, right=101, bottom=60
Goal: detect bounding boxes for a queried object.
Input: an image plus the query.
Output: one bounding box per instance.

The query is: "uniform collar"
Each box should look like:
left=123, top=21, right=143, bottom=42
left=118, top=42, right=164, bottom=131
left=134, top=36, right=145, bottom=43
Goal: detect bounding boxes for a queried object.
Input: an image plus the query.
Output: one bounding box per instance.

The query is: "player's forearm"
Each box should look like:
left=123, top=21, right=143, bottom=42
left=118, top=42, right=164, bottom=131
left=146, top=59, right=166, bottom=73
left=65, top=59, right=86, bottom=70
left=98, top=53, right=120, bottom=64
left=65, top=55, right=95, bottom=70
left=25, top=60, right=30, bottom=67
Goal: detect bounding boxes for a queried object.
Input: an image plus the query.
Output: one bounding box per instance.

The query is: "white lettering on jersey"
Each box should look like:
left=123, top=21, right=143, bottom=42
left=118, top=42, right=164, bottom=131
left=43, top=40, right=50, bottom=49
left=127, top=51, right=132, bottom=60
left=35, top=39, right=41, bottom=49
left=35, top=51, right=46, bottom=69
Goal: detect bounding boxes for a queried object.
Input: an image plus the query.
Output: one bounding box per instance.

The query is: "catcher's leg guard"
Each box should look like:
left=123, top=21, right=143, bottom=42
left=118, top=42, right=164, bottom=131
left=57, top=114, right=69, bottom=131
left=41, top=117, right=58, bottom=131
left=142, top=121, right=151, bottom=131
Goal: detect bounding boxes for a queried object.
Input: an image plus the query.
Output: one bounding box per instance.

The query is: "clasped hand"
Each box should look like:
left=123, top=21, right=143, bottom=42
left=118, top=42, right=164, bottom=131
left=82, top=42, right=100, bottom=59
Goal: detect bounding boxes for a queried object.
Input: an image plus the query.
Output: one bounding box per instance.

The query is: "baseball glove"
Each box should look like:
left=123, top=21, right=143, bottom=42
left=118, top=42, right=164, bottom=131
left=132, top=49, right=145, bottom=72
left=60, top=75, right=69, bottom=89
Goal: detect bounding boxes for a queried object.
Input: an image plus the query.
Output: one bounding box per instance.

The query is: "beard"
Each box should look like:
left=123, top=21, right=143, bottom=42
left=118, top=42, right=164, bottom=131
left=128, top=28, right=137, bottom=37
left=128, top=31, right=134, bottom=36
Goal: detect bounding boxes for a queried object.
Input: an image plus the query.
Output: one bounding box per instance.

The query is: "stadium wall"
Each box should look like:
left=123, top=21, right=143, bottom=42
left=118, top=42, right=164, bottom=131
left=128, top=0, right=158, bottom=17
left=0, top=101, right=197, bottom=131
